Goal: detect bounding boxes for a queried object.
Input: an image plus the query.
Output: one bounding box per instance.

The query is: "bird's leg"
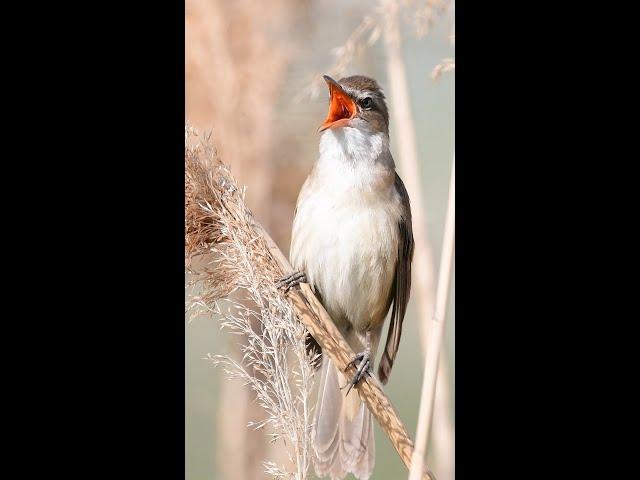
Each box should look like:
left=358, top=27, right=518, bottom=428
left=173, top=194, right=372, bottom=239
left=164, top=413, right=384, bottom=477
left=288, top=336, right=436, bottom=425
left=343, top=330, right=373, bottom=396
left=276, top=270, right=307, bottom=293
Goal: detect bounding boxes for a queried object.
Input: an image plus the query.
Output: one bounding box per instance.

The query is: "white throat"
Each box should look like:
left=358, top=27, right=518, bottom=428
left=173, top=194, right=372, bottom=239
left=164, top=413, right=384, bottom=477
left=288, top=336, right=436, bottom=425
left=319, top=127, right=388, bottom=166
left=314, top=127, right=393, bottom=193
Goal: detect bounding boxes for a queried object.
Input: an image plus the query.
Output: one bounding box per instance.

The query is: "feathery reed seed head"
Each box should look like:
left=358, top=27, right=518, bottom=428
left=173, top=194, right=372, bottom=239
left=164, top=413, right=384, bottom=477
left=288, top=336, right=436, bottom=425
left=185, top=124, right=318, bottom=479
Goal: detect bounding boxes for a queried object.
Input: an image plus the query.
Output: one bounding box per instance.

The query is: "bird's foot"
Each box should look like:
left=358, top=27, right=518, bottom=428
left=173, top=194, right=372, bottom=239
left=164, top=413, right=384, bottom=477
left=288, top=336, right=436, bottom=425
left=342, top=349, right=372, bottom=396
left=276, top=270, right=307, bottom=293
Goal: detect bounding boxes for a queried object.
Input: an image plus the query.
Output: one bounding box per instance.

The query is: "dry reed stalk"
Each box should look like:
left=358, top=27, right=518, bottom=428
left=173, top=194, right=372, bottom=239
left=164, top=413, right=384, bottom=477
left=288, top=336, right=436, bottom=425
left=185, top=124, right=435, bottom=480
left=258, top=235, right=435, bottom=480
left=408, top=159, right=455, bottom=480
left=432, top=357, right=455, bottom=479
left=382, top=1, right=455, bottom=478
left=382, top=0, right=437, bottom=346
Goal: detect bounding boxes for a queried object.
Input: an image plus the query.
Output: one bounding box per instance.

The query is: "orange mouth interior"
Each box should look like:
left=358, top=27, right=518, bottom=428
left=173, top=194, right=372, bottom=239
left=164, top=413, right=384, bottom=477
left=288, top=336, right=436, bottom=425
left=318, top=82, right=357, bottom=132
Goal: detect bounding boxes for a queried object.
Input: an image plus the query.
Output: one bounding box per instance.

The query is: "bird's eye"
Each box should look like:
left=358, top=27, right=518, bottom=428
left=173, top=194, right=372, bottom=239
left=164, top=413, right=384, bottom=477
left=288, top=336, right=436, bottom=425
left=361, top=97, right=373, bottom=109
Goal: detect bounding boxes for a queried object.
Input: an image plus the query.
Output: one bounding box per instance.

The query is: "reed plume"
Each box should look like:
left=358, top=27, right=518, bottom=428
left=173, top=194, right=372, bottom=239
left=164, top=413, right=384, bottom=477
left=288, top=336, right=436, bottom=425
left=185, top=125, right=318, bottom=479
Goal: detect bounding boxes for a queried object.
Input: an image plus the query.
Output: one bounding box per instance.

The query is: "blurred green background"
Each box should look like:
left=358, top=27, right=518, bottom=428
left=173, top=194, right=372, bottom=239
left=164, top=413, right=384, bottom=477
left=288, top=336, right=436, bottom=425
left=186, top=1, right=454, bottom=478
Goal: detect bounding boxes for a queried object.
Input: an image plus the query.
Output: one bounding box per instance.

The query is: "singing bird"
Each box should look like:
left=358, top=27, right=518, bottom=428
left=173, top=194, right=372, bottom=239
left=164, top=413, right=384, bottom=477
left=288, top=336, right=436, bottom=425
left=279, top=75, right=414, bottom=480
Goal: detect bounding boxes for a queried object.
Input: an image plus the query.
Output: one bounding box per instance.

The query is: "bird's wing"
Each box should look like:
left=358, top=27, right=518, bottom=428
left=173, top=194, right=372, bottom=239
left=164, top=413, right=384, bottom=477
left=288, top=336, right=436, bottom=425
left=378, top=172, right=414, bottom=385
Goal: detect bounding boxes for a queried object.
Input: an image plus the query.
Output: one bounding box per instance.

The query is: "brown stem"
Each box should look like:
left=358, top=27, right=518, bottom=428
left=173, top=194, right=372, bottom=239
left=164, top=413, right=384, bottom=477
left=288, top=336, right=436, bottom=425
left=253, top=220, right=435, bottom=480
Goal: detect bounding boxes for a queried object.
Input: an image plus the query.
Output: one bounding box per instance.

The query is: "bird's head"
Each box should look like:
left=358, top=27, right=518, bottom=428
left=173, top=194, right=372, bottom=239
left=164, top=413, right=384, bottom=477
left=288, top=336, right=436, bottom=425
left=318, top=75, right=389, bottom=137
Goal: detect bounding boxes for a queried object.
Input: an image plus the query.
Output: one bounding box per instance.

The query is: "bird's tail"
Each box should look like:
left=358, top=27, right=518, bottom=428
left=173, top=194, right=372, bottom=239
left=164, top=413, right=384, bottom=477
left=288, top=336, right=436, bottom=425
left=313, top=356, right=374, bottom=480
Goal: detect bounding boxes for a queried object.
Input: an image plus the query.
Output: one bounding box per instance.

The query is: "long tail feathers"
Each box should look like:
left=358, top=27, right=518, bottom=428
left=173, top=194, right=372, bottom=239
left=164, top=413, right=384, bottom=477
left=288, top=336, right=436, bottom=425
left=313, top=357, right=375, bottom=480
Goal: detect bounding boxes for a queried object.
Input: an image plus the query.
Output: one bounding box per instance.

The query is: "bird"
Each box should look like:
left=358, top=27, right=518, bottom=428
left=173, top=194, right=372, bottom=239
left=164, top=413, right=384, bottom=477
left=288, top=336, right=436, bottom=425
left=278, top=74, right=414, bottom=480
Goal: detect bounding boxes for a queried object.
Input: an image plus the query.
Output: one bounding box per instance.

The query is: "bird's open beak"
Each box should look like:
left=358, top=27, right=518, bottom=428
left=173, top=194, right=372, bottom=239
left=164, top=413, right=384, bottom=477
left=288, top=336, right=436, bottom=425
left=318, top=75, right=357, bottom=132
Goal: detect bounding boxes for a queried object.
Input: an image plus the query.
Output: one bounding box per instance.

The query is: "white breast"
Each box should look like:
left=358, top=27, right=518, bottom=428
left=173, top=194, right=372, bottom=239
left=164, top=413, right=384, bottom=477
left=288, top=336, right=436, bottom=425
left=290, top=129, right=402, bottom=334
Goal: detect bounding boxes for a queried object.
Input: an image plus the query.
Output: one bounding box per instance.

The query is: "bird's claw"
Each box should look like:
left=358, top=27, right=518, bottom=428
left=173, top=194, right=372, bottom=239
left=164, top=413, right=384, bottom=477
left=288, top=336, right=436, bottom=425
left=342, top=350, right=372, bottom=396
left=276, top=271, right=307, bottom=293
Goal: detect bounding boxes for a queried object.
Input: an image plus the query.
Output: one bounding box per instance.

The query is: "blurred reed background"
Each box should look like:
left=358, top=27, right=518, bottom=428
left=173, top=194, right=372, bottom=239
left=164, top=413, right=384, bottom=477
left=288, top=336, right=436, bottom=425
left=186, top=0, right=454, bottom=478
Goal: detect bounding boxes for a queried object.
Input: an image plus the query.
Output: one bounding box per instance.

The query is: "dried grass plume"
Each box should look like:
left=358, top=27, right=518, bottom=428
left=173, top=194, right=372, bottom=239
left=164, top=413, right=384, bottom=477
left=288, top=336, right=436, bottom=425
left=185, top=125, right=318, bottom=479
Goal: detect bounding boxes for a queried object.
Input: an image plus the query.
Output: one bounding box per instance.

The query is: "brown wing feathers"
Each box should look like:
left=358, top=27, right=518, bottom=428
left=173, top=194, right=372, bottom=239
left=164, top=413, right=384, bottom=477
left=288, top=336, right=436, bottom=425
left=378, top=173, right=414, bottom=385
